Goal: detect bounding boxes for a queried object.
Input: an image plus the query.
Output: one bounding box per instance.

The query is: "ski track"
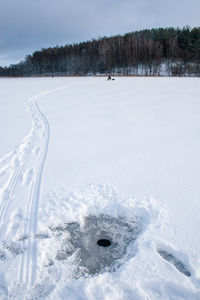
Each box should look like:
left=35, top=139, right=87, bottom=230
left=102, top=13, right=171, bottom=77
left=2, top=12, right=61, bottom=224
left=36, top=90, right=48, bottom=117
left=0, top=83, right=73, bottom=290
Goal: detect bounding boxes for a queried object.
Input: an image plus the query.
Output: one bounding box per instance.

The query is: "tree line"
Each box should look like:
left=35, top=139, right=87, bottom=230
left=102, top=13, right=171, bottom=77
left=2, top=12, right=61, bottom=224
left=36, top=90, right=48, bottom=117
left=1, top=27, right=200, bottom=77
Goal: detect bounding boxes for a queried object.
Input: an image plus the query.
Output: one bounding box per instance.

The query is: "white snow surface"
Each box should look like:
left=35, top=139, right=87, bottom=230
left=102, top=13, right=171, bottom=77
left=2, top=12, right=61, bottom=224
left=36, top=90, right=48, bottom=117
left=0, top=77, right=200, bottom=299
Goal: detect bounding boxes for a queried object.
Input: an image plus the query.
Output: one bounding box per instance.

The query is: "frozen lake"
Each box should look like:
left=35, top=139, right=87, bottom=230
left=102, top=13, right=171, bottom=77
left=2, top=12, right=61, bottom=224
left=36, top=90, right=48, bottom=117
left=0, top=77, right=200, bottom=299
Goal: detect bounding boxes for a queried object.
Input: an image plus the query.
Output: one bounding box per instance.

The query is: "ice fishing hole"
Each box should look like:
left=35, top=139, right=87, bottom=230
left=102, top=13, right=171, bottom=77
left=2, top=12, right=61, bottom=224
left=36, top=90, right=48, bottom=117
left=97, top=239, right=111, bottom=247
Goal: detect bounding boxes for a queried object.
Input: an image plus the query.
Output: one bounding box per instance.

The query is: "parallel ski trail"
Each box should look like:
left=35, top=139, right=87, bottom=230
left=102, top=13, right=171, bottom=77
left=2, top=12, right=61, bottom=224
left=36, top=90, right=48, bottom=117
left=19, top=101, right=50, bottom=288
left=0, top=84, right=70, bottom=290
left=0, top=80, right=100, bottom=293
left=16, top=85, right=70, bottom=288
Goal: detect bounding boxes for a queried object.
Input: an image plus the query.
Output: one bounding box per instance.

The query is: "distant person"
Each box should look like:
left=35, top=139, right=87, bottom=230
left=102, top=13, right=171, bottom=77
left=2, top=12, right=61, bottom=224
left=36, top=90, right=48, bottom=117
left=107, top=75, right=111, bottom=80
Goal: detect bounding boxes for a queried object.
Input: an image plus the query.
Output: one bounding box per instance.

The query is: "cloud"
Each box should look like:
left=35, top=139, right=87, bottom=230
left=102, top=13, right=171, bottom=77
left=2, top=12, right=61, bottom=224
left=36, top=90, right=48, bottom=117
left=0, top=0, right=199, bottom=66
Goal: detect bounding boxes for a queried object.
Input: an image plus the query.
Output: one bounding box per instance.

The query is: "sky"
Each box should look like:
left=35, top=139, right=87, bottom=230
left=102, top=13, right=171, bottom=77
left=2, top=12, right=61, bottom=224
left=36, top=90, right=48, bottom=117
left=0, top=0, right=199, bottom=67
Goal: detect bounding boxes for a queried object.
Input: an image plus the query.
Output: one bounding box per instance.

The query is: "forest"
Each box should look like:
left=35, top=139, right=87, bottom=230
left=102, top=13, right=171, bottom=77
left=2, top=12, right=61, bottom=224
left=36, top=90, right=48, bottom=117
left=0, top=27, right=200, bottom=76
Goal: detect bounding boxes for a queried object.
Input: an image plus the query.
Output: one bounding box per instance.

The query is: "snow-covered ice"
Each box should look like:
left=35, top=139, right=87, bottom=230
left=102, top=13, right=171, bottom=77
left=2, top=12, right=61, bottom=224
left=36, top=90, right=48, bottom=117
left=0, top=76, right=200, bottom=299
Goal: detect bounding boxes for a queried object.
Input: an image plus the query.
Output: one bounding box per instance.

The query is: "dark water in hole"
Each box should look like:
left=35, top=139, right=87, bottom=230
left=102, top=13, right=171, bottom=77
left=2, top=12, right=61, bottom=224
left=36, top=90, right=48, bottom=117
left=50, top=214, right=142, bottom=277
left=97, top=239, right=111, bottom=247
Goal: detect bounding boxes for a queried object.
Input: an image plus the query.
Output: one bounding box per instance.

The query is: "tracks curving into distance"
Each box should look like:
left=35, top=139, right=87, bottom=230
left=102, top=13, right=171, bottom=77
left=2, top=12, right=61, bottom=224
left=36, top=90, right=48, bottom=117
left=0, top=84, right=70, bottom=289
left=0, top=80, right=100, bottom=292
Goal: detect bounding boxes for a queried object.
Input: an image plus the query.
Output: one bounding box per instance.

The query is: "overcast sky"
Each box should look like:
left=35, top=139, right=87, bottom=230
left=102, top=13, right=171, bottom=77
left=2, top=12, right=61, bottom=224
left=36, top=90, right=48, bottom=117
left=0, top=0, right=199, bottom=67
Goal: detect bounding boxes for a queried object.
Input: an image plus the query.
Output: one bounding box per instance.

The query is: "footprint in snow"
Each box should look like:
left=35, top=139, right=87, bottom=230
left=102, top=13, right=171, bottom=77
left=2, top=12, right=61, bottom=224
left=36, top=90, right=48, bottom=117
left=0, top=241, right=24, bottom=261
left=157, top=248, right=191, bottom=277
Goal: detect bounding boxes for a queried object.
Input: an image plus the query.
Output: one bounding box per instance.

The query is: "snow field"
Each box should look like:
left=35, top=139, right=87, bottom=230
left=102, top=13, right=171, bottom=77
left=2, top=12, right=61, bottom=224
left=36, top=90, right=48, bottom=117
left=0, top=77, right=200, bottom=299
